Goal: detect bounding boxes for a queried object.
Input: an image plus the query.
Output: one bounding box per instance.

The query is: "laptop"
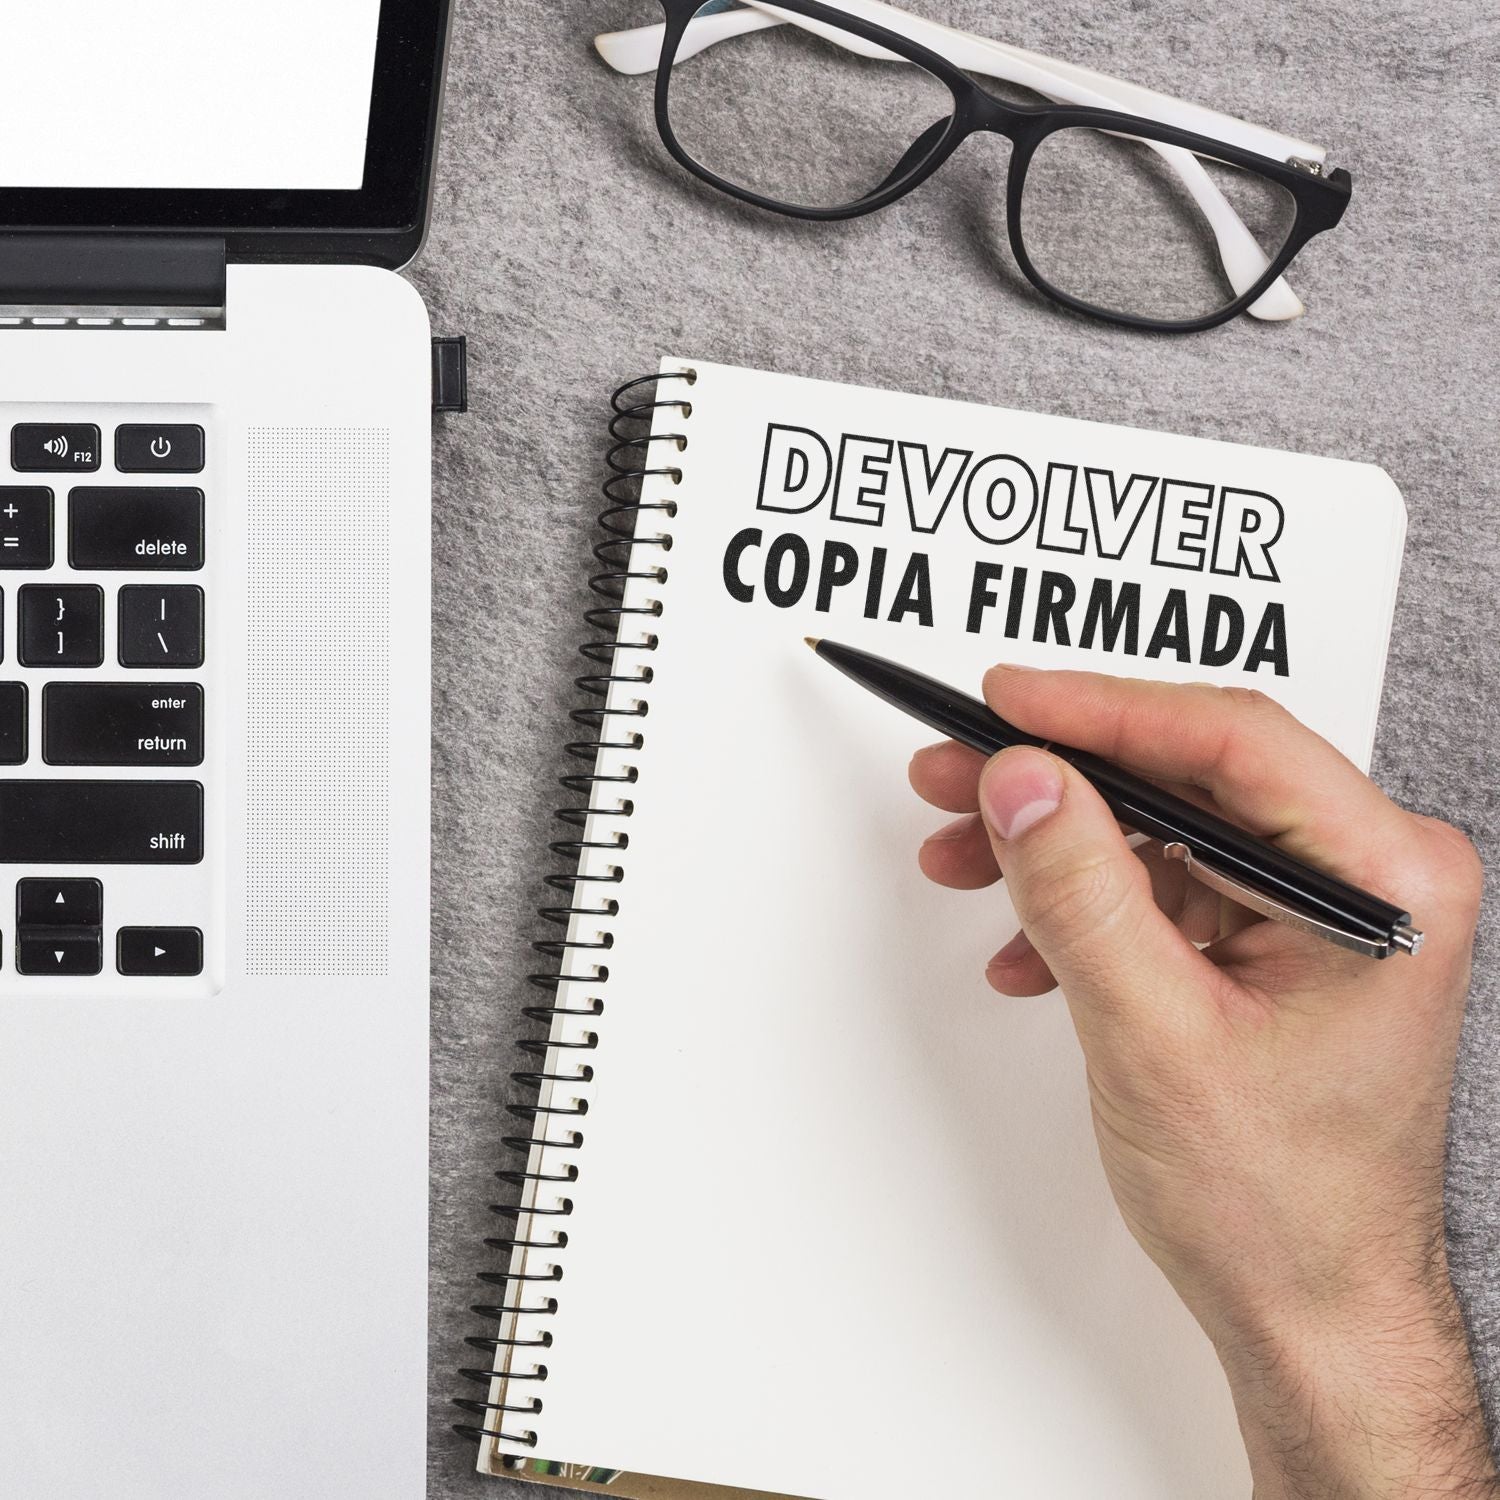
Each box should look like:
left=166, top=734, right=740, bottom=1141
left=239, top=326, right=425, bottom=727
left=0, top=4, right=452, bottom=1495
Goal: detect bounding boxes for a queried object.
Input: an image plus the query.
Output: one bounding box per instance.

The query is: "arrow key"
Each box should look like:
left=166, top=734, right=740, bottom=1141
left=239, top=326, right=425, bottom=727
left=17, top=930, right=102, bottom=976
left=117, top=926, right=202, bottom=977
left=18, top=877, right=103, bottom=927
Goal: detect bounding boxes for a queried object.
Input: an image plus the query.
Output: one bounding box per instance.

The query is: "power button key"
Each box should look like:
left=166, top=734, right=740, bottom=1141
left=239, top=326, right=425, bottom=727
left=115, top=425, right=204, bottom=474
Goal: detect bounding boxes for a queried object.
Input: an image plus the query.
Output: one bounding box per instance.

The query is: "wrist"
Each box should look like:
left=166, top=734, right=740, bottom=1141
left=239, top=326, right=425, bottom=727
left=1214, top=1265, right=1498, bottom=1498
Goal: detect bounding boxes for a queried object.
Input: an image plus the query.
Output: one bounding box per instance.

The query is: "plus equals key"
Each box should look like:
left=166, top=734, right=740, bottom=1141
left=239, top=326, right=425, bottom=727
left=0, top=487, right=56, bottom=570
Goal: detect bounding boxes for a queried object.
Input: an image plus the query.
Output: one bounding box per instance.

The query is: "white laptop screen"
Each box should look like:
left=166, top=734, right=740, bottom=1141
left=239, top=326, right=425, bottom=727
left=0, top=0, right=382, bottom=190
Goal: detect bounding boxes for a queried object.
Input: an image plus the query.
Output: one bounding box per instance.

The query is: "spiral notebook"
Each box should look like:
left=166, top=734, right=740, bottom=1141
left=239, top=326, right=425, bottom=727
left=459, top=359, right=1408, bottom=1499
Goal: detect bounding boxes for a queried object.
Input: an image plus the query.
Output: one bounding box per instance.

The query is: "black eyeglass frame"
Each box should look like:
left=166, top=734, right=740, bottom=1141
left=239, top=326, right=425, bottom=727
left=649, top=0, right=1352, bottom=332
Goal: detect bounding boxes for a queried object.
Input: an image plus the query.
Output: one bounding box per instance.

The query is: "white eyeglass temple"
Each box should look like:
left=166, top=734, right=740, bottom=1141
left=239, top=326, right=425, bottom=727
left=595, top=1, right=1329, bottom=321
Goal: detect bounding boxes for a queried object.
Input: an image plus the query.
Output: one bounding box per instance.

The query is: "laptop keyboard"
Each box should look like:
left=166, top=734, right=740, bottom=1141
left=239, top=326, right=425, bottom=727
left=1, top=406, right=217, bottom=988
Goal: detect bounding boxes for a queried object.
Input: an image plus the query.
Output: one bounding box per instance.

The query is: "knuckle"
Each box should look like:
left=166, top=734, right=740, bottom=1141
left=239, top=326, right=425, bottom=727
left=1209, top=688, right=1291, bottom=789
left=1214, top=731, right=1273, bottom=802
left=1022, top=849, right=1128, bottom=938
left=1425, top=822, right=1485, bottom=910
left=1218, top=685, right=1280, bottom=716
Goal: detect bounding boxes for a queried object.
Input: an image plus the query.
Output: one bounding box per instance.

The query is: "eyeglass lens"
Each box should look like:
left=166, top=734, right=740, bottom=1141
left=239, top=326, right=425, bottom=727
left=1019, top=128, right=1298, bottom=323
left=664, top=2, right=957, bottom=212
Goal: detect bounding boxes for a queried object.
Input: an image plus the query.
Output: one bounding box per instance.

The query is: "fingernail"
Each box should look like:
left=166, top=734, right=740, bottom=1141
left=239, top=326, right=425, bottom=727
left=989, top=928, right=1033, bottom=967
left=923, top=812, right=978, bottom=844
left=980, top=750, right=1063, bottom=840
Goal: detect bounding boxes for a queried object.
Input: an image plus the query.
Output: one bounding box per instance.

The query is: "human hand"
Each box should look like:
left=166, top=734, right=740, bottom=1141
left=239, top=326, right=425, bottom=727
left=910, top=667, right=1496, bottom=1498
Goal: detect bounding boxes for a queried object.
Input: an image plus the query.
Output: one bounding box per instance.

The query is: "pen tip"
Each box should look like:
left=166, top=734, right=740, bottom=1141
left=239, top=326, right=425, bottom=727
left=804, top=636, right=821, bottom=651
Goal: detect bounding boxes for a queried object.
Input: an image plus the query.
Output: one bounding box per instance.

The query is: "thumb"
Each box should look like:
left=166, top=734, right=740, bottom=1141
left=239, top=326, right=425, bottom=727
left=977, top=746, right=1219, bottom=1041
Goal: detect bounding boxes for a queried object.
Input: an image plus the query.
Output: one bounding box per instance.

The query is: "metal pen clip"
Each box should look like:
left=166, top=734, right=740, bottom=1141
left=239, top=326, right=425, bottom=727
left=1161, top=842, right=1423, bottom=960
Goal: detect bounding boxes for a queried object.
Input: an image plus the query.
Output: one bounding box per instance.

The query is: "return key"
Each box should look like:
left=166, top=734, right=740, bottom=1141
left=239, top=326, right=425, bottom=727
left=43, top=683, right=203, bottom=766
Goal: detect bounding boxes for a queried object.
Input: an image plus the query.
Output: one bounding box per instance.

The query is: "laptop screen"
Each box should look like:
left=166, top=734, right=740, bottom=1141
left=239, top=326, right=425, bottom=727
left=0, top=0, right=449, bottom=265
left=0, top=1, right=382, bottom=191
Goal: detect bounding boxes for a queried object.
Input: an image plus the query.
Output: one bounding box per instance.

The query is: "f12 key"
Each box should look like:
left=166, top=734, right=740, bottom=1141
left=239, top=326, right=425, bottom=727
left=11, top=424, right=100, bottom=473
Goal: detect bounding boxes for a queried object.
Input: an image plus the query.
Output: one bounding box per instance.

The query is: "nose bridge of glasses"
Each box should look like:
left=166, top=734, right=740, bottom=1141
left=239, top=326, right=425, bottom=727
left=963, top=86, right=1035, bottom=139
left=871, top=116, right=961, bottom=195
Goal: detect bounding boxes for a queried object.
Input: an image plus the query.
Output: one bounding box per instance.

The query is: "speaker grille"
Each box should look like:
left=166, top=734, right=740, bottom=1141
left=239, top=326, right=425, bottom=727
left=246, top=428, right=391, bottom=977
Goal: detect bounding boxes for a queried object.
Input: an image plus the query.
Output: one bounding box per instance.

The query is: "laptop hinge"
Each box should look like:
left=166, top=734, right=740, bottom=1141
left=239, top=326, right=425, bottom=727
left=0, top=234, right=226, bottom=329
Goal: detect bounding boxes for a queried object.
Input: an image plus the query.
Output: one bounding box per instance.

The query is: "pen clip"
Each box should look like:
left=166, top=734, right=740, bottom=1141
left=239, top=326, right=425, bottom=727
left=1161, top=842, right=1399, bottom=959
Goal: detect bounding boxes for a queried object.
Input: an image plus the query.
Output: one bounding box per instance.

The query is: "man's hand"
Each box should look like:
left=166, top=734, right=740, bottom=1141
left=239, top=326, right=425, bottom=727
left=910, top=666, right=1497, bottom=1499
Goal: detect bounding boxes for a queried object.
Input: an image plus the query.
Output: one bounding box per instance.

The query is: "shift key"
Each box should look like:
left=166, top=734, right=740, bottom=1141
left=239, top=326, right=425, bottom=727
left=0, top=781, right=202, bottom=863
left=69, top=488, right=203, bottom=570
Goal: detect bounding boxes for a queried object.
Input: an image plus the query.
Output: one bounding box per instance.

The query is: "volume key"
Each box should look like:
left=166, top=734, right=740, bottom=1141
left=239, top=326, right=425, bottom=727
left=11, top=424, right=101, bottom=473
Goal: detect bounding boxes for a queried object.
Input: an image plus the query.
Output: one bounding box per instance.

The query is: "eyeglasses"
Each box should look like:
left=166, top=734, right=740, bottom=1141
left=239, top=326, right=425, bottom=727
left=595, top=0, right=1351, bottom=333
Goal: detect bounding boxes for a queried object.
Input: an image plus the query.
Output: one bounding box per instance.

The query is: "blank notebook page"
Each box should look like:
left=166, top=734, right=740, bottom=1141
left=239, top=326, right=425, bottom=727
left=485, top=358, right=1407, bottom=1498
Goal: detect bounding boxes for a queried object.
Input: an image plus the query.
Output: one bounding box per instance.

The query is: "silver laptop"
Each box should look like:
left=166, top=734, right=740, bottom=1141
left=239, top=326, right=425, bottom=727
left=0, top=4, right=451, bottom=1495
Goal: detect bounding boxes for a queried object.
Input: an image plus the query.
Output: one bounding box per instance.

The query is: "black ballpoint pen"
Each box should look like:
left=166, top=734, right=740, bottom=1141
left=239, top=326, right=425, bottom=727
left=806, top=637, right=1423, bottom=960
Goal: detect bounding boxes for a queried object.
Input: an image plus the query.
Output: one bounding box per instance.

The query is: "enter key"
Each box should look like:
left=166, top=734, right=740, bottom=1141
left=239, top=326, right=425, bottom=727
left=43, top=683, right=203, bottom=766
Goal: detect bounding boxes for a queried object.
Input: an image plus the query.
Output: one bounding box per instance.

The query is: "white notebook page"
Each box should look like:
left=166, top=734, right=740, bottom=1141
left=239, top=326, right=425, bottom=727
left=486, top=359, right=1406, bottom=1497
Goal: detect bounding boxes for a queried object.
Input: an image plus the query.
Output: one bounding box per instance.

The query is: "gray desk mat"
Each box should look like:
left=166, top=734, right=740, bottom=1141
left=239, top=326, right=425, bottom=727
left=414, top=3, right=1500, bottom=1494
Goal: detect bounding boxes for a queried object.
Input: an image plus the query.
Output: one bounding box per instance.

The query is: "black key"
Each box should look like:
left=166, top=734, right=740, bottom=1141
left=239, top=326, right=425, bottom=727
left=69, top=488, right=203, bottom=571
left=0, top=682, right=27, bottom=764
left=117, top=926, right=202, bottom=977
left=0, top=780, right=202, bottom=863
left=17, top=930, right=103, bottom=976
left=44, top=682, right=203, bottom=766
left=11, top=423, right=100, bottom=474
left=118, top=585, right=204, bottom=668
left=19, top=585, right=104, bottom=667
left=115, top=425, right=205, bottom=474
left=18, top=877, right=102, bottom=926
left=0, top=488, right=54, bottom=569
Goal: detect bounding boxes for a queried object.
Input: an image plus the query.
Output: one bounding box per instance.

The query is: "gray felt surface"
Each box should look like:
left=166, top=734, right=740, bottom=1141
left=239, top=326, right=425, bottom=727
left=411, top=2, right=1500, bottom=1494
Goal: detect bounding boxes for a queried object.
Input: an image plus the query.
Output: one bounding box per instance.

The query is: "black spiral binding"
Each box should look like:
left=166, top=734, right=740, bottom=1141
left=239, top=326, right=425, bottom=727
left=453, top=370, right=695, bottom=1460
